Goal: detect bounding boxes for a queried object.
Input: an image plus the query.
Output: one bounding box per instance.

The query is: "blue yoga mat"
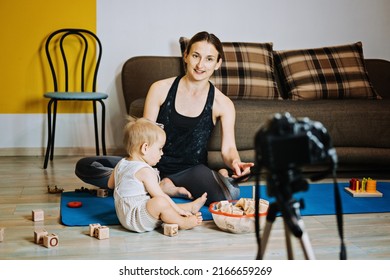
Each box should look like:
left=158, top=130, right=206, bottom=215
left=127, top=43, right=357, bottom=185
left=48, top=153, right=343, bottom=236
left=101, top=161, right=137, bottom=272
left=242, top=181, right=390, bottom=216
left=60, top=182, right=390, bottom=226
left=61, top=191, right=120, bottom=226
left=60, top=192, right=212, bottom=226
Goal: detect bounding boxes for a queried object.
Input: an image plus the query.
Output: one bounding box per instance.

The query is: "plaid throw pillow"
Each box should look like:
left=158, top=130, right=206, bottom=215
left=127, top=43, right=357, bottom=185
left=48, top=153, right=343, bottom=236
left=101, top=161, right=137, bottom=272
left=273, top=42, right=379, bottom=100
left=179, top=37, right=280, bottom=100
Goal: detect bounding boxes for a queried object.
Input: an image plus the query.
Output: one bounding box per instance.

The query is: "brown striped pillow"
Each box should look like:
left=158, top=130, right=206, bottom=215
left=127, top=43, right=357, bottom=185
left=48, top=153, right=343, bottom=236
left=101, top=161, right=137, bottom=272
left=273, top=42, right=379, bottom=100
left=179, top=37, right=280, bottom=100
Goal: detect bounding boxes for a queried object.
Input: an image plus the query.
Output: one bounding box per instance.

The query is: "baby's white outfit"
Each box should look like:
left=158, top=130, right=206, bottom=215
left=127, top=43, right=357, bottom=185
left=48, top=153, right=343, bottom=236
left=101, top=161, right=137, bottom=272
left=113, top=158, right=162, bottom=233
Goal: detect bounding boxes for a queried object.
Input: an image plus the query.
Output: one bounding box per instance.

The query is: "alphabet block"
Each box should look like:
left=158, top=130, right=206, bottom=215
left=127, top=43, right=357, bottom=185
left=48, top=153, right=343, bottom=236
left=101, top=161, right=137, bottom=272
left=163, top=223, right=178, bottom=237
left=0, top=228, right=4, bottom=242
left=34, top=229, right=48, bottom=244
left=94, top=226, right=109, bottom=240
left=97, top=189, right=108, bottom=198
left=43, top=233, right=59, bottom=248
left=32, top=209, right=44, bottom=222
left=89, top=223, right=101, bottom=237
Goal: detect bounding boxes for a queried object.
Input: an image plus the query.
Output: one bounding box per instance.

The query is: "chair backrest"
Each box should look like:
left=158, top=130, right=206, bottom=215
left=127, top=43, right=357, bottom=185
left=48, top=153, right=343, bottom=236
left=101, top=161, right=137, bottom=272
left=45, top=28, right=102, bottom=92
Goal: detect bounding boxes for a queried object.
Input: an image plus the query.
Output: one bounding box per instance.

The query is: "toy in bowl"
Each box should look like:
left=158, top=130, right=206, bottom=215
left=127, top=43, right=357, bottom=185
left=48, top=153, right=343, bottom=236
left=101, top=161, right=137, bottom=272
left=209, top=198, right=269, bottom=234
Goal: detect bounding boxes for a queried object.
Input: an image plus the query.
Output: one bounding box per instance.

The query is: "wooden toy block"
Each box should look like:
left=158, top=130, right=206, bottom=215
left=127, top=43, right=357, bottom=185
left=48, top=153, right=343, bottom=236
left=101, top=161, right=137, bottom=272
left=32, top=209, right=44, bottom=222
left=216, top=200, right=230, bottom=209
left=43, top=233, right=59, bottom=248
left=97, top=189, right=108, bottom=198
left=94, top=226, right=109, bottom=240
left=163, top=223, right=178, bottom=237
left=89, top=223, right=101, bottom=237
left=0, top=228, right=4, bottom=242
left=47, top=185, right=64, bottom=194
left=34, top=229, right=48, bottom=244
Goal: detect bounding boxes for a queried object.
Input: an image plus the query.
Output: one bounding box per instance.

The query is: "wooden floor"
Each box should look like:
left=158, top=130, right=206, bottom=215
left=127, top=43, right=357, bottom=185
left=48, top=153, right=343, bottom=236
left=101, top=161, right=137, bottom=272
left=1, top=156, right=390, bottom=260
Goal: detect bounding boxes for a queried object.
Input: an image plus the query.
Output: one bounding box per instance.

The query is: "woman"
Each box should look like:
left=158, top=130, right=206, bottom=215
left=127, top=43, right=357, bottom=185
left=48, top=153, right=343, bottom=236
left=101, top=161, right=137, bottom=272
left=143, top=31, right=253, bottom=205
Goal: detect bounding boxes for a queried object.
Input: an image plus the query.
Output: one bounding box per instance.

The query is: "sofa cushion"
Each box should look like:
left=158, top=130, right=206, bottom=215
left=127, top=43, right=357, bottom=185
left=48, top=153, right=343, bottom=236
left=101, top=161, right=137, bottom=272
left=273, top=42, right=379, bottom=100
left=180, top=37, right=280, bottom=100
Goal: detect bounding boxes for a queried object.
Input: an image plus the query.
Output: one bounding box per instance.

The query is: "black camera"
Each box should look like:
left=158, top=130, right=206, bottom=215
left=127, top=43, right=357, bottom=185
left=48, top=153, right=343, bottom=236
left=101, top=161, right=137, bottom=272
left=253, top=113, right=345, bottom=260
left=255, top=112, right=337, bottom=197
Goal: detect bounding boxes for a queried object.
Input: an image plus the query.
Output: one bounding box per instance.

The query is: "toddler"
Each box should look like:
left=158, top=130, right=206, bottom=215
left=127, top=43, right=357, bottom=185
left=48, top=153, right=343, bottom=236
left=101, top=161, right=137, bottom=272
left=108, top=117, right=207, bottom=233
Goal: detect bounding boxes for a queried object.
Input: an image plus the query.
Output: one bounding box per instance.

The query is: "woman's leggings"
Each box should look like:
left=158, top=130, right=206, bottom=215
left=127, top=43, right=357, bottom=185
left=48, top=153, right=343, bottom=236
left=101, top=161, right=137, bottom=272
left=75, top=156, right=239, bottom=205
left=164, top=164, right=239, bottom=205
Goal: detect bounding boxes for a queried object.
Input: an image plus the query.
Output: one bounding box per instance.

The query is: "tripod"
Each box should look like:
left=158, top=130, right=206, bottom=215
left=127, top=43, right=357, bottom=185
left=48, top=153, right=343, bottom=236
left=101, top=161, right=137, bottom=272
left=259, top=197, right=315, bottom=260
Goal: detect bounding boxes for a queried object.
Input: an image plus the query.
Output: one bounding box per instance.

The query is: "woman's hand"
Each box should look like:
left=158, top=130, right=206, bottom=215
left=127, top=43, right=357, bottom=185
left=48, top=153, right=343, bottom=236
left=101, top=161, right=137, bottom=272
left=231, top=160, right=254, bottom=180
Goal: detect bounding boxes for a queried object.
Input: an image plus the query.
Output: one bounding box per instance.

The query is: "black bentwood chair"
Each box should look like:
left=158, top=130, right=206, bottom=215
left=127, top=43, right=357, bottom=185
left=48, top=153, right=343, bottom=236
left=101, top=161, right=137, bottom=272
left=43, top=28, right=108, bottom=169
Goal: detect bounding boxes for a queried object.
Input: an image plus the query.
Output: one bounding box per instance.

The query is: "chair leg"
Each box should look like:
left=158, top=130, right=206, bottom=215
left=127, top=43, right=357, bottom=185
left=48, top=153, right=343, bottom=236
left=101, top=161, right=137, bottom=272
left=43, top=99, right=55, bottom=169
left=98, top=100, right=107, bottom=155
left=92, top=101, right=100, bottom=155
left=50, top=100, right=58, bottom=161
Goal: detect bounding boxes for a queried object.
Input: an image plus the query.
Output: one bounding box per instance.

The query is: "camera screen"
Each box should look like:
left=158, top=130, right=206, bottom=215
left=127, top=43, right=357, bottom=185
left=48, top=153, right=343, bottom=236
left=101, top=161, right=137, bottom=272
left=266, top=134, right=311, bottom=169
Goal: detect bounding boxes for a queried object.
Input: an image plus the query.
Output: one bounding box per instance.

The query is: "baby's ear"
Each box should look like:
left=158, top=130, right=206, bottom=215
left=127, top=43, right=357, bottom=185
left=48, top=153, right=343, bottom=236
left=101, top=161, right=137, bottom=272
left=140, top=142, right=149, bottom=154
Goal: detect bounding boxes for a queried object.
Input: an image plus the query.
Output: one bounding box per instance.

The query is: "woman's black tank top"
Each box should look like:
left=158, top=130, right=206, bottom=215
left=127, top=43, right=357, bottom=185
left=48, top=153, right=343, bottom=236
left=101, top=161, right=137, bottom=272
left=156, top=76, right=215, bottom=176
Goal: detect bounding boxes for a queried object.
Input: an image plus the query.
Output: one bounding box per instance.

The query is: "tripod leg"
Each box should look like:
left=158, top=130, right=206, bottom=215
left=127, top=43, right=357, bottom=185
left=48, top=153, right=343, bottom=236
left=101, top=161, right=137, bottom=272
left=283, top=221, right=294, bottom=260
left=298, top=219, right=316, bottom=260
left=259, top=202, right=279, bottom=259
left=280, top=198, right=316, bottom=259
left=260, top=219, right=273, bottom=259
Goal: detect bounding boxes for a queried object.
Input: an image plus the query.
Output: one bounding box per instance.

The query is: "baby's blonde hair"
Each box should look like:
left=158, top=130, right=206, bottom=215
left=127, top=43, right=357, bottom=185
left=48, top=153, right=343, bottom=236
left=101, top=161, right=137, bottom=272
left=123, top=116, right=165, bottom=157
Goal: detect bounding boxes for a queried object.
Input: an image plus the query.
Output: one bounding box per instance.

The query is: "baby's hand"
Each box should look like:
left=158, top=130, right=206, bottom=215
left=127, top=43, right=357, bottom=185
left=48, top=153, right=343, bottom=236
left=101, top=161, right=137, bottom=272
left=179, top=210, right=193, bottom=217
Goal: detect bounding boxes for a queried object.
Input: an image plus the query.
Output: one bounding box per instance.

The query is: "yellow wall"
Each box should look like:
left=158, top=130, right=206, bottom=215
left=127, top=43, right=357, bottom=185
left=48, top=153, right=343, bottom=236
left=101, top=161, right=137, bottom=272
left=0, top=0, right=96, bottom=113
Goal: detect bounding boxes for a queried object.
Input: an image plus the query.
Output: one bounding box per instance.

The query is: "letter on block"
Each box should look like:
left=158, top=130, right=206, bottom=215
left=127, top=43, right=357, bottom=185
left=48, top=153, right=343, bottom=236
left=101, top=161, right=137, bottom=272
left=32, top=209, right=44, bottom=222
left=0, top=228, right=4, bottom=242
left=163, top=223, right=178, bottom=237
left=89, top=223, right=101, bottom=237
left=43, top=233, right=59, bottom=248
left=34, top=229, right=48, bottom=244
left=94, top=226, right=109, bottom=240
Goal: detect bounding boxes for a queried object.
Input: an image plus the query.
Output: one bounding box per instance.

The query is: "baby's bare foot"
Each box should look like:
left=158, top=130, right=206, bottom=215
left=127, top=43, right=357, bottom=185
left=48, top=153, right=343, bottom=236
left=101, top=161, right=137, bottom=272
left=191, top=193, right=207, bottom=214
left=180, top=212, right=203, bottom=230
left=195, top=212, right=203, bottom=224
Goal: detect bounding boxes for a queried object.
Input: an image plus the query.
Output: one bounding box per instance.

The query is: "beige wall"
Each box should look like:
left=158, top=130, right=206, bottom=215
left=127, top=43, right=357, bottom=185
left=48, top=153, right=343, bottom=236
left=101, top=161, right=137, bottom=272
left=1, top=0, right=389, bottom=155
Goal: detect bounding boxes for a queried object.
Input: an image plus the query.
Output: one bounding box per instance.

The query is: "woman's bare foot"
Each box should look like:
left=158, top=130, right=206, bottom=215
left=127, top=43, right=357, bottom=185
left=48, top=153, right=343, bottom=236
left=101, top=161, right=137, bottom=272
left=160, top=178, right=193, bottom=199
left=191, top=193, right=207, bottom=214
left=218, top=168, right=229, bottom=177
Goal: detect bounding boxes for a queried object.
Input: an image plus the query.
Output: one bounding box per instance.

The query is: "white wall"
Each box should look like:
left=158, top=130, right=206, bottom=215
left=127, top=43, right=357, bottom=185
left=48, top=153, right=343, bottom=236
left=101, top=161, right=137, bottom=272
left=2, top=0, right=389, bottom=155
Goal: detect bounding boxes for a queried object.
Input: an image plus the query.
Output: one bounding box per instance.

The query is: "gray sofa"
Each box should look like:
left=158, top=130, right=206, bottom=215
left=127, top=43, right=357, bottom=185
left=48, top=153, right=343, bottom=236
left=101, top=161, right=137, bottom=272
left=122, top=56, right=390, bottom=177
